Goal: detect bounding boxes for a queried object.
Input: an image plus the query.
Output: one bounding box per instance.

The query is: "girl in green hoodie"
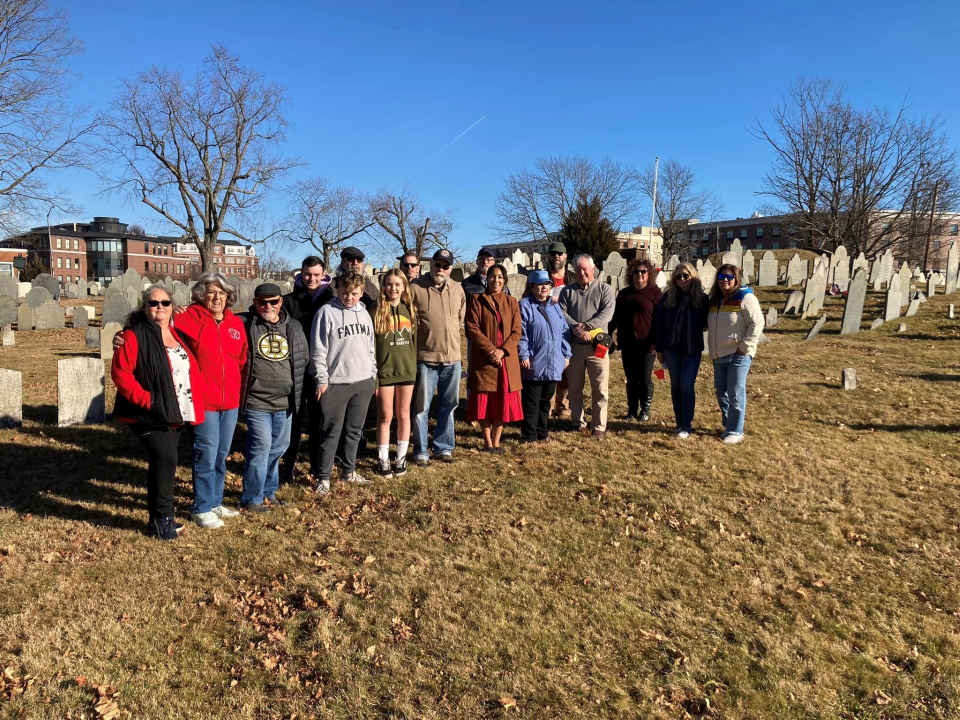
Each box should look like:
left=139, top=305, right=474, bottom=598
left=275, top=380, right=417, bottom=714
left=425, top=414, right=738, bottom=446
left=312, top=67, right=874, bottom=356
left=373, top=270, right=418, bottom=478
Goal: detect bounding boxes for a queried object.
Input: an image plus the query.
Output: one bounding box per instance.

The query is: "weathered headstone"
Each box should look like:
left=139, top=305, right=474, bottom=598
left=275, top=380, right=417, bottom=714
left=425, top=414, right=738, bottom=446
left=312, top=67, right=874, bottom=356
left=927, top=275, right=936, bottom=297
left=897, top=323, right=907, bottom=333
left=124, top=286, right=140, bottom=310
left=17, top=303, right=33, bottom=330
left=1, top=324, right=13, bottom=347
left=783, top=291, right=803, bottom=315
left=100, top=322, right=122, bottom=361
left=85, top=327, right=100, bottom=349
left=765, top=306, right=777, bottom=327
left=949, top=304, right=955, bottom=319
left=801, top=266, right=827, bottom=318
left=58, top=358, right=105, bottom=426
left=832, top=246, right=850, bottom=291
left=655, top=270, right=667, bottom=290
left=898, top=263, right=912, bottom=308
left=884, top=274, right=901, bottom=322
left=102, top=295, right=130, bottom=327
left=757, top=251, right=777, bottom=287
left=804, top=315, right=827, bottom=341
left=852, top=252, right=868, bottom=279
left=840, top=269, right=867, bottom=335
left=905, top=298, right=920, bottom=317
left=506, top=273, right=527, bottom=299
left=870, top=317, right=884, bottom=330
left=664, top=255, right=679, bottom=273
left=699, top=261, right=716, bottom=294
left=729, top=239, right=743, bottom=265
left=73, top=305, right=91, bottom=328
left=878, top=249, right=895, bottom=287
left=0, top=368, right=22, bottom=428
left=31, top=273, right=59, bottom=298
left=741, top=250, right=754, bottom=282
left=34, top=299, right=65, bottom=330
left=721, top=251, right=739, bottom=268
left=65, top=283, right=79, bottom=299
left=0, top=276, right=17, bottom=298
left=842, top=369, right=857, bottom=391
left=786, top=254, right=805, bottom=287
left=24, top=286, right=51, bottom=308
left=0, top=296, right=15, bottom=326
left=946, top=243, right=959, bottom=295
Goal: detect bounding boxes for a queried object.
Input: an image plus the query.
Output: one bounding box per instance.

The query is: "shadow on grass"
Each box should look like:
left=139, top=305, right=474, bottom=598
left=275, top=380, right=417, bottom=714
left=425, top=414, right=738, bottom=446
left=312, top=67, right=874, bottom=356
left=802, top=382, right=841, bottom=389
left=817, top=420, right=960, bottom=434
left=910, top=373, right=960, bottom=382
left=22, top=403, right=57, bottom=425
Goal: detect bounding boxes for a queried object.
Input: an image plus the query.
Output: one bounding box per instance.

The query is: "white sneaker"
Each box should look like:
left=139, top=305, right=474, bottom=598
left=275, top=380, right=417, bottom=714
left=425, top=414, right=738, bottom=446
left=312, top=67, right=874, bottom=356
left=342, top=472, right=372, bottom=485
left=211, top=505, right=239, bottom=518
left=677, top=430, right=690, bottom=440
left=723, top=433, right=744, bottom=445
left=191, top=511, right=224, bottom=529
left=316, top=479, right=331, bottom=496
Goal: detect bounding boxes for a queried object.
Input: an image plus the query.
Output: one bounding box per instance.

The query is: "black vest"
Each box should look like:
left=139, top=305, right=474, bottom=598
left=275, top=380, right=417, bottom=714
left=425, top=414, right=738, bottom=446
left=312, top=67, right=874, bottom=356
left=112, top=318, right=185, bottom=426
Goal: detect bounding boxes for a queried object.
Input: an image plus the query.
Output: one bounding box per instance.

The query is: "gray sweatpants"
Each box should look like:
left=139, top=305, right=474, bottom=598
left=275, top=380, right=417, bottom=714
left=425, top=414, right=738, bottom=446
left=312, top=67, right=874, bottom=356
left=317, top=378, right=375, bottom=482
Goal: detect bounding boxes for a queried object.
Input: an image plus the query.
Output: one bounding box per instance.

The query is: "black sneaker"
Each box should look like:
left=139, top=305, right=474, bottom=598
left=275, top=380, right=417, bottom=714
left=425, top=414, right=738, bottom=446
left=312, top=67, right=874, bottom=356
left=415, top=456, right=430, bottom=467
left=240, top=503, right=271, bottom=513
left=393, top=456, right=407, bottom=476
left=638, top=410, right=650, bottom=422
left=438, top=453, right=455, bottom=464
left=377, top=460, right=393, bottom=478
left=264, top=497, right=287, bottom=507
left=152, top=516, right=179, bottom=541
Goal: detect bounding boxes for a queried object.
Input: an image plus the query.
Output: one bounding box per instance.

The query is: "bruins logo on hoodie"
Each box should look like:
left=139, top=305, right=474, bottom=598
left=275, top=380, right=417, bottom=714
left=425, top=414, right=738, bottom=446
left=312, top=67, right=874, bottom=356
left=257, top=330, right=290, bottom=361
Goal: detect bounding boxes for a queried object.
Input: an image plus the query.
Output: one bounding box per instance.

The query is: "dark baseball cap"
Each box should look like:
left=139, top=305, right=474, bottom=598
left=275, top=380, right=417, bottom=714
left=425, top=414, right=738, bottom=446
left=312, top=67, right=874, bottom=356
left=477, top=247, right=493, bottom=258
left=432, top=249, right=454, bottom=263
left=254, top=282, right=282, bottom=298
left=341, top=246, right=365, bottom=260
left=547, top=241, right=566, bottom=254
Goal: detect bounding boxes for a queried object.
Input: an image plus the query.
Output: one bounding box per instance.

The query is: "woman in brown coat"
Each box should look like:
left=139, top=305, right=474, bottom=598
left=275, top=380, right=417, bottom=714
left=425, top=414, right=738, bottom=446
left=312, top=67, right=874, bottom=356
left=466, top=264, right=523, bottom=453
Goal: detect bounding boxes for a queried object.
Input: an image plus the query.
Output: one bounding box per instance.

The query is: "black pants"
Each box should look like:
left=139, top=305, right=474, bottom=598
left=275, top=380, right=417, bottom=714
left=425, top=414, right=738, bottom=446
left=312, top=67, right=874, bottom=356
left=520, top=381, right=556, bottom=441
left=282, top=374, right=321, bottom=478
left=621, top=349, right=655, bottom=415
left=131, top=424, right=181, bottom=520
left=317, top=378, right=375, bottom=481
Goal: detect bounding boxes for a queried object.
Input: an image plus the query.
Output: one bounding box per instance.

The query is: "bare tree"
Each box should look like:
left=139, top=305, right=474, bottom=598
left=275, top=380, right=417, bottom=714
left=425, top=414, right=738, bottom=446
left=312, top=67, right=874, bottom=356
left=100, top=46, right=298, bottom=272
left=255, top=236, right=292, bottom=279
left=492, top=155, right=642, bottom=241
left=0, top=0, right=98, bottom=234
left=753, top=78, right=958, bottom=257
left=127, top=223, right=147, bottom=235
left=368, top=185, right=454, bottom=260
left=288, top=176, right=373, bottom=268
left=640, top=159, right=724, bottom=260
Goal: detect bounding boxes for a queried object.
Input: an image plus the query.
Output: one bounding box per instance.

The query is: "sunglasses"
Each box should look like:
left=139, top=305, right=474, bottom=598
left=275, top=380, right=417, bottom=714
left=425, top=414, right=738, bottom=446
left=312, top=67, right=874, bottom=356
left=718, top=273, right=736, bottom=281
left=434, top=264, right=451, bottom=271
left=346, top=257, right=364, bottom=263
left=401, top=262, right=419, bottom=268
left=676, top=273, right=691, bottom=280
left=548, top=252, right=564, bottom=257
left=633, top=269, right=649, bottom=275
left=255, top=297, right=282, bottom=306
left=147, top=299, right=172, bottom=308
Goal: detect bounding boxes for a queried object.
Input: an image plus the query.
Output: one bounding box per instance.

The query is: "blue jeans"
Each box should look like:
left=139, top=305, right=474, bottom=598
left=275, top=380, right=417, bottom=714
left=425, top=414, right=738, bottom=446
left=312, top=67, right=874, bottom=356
left=412, top=361, right=460, bottom=460
left=713, top=353, right=753, bottom=436
left=242, top=408, right=292, bottom=506
left=191, top=407, right=239, bottom=514
left=662, top=350, right=701, bottom=432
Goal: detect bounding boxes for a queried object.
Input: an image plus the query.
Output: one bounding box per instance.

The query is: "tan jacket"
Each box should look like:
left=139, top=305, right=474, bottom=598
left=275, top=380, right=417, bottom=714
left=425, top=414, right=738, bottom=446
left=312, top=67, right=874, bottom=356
left=466, top=292, right=522, bottom=393
left=409, top=274, right=466, bottom=363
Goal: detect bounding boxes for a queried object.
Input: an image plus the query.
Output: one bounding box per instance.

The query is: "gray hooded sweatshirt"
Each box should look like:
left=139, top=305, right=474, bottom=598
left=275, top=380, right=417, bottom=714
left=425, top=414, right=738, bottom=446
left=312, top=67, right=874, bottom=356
left=309, top=297, right=377, bottom=386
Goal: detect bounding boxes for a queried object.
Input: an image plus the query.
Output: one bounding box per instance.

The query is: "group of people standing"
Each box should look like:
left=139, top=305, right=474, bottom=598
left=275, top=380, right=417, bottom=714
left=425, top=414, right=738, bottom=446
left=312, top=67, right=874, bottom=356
left=110, top=243, right=763, bottom=541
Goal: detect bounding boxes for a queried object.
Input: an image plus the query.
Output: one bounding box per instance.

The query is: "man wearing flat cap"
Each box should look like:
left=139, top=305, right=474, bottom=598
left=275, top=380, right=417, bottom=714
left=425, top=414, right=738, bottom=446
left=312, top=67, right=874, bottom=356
left=334, top=246, right=380, bottom=310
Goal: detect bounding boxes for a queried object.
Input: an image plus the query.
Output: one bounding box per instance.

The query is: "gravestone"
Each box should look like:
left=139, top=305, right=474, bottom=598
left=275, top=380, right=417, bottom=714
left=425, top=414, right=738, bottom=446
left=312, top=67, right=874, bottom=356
left=506, top=273, right=527, bottom=299
left=124, top=286, right=140, bottom=310
left=786, top=254, right=805, bottom=287
left=917, top=290, right=927, bottom=303
left=0, top=368, right=22, bottom=428
left=757, top=251, right=777, bottom=287
left=0, top=276, right=17, bottom=298
left=832, top=246, right=850, bottom=291
left=852, top=252, right=868, bottom=279
left=602, top=253, right=626, bottom=292
left=17, top=304, right=33, bottom=330
left=905, top=298, right=920, bottom=317
left=742, top=250, right=755, bottom=282
left=898, top=263, right=912, bottom=308
left=65, top=283, right=79, bottom=299
left=870, top=318, right=884, bottom=330
left=0, top=296, right=15, bottom=326
left=873, top=277, right=883, bottom=292
left=34, top=300, right=65, bottom=329
left=31, top=273, right=59, bottom=297
left=729, top=239, right=743, bottom=265
left=801, top=266, right=827, bottom=318
left=655, top=270, right=667, bottom=290
left=842, top=369, right=857, bottom=391
left=172, top=282, right=190, bottom=307
left=699, top=261, right=716, bottom=294
left=58, top=358, right=105, bottom=426
left=664, top=255, right=679, bottom=273
left=1, top=324, right=12, bottom=347
left=501, top=258, right=516, bottom=276
left=24, top=286, right=51, bottom=308
left=88, top=281, right=101, bottom=296
left=804, top=315, right=827, bottom=341
left=73, top=306, right=91, bottom=328
left=884, top=274, right=901, bottom=322
left=510, top=249, right=525, bottom=269
left=897, top=323, right=906, bottom=333
left=100, top=322, right=122, bottom=361
left=765, top=306, right=777, bottom=327
left=450, top=266, right=464, bottom=283
left=102, top=295, right=130, bottom=326
left=840, top=269, right=867, bottom=335
left=877, top=249, right=894, bottom=286
left=721, top=251, right=739, bottom=268
left=946, top=243, right=959, bottom=295
left=778, top=265, right=786, bottom=282
left=76, top=279, right=88, bottom=298
left=783, top=291, right=803, bottom=315
left=85, top=327, right=100, bottom=349
left=927, top=275, right=936, bottom=297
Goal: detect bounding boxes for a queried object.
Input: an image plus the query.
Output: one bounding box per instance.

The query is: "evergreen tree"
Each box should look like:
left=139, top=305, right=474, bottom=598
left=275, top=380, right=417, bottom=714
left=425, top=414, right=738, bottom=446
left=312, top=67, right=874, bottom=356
left=559, top=193, right=619, bottom=264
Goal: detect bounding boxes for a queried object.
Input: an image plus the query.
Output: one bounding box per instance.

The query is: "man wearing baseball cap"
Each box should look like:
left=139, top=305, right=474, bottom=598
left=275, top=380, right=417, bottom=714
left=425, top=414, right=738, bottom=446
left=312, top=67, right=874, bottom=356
left=545, top=240, right=576, bottom=419
left=334, top=246, right=380, bottom=310
left=462, top=247, right=496, bottom=299
left=408, top=248, right=466, bottom=465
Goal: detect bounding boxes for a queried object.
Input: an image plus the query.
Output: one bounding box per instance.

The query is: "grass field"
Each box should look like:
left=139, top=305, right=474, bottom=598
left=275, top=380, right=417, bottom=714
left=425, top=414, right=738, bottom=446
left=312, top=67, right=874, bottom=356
left=1, top=285, right=959, bottom=719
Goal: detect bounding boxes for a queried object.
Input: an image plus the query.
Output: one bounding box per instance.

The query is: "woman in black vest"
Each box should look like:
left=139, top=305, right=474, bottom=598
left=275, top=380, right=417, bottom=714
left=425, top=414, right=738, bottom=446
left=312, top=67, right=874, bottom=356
left=112, top=286, right=205, bottom=540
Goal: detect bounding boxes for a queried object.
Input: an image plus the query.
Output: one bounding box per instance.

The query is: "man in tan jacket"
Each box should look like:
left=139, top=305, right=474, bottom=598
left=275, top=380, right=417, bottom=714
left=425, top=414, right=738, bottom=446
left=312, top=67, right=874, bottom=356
left=408, top=249, right=466, bottom=466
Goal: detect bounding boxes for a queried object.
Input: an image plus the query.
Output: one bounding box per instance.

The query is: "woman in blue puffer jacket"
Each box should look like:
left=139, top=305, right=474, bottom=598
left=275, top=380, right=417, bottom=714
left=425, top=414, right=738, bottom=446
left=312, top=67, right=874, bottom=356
left=518, top=270, right=572, bottom=443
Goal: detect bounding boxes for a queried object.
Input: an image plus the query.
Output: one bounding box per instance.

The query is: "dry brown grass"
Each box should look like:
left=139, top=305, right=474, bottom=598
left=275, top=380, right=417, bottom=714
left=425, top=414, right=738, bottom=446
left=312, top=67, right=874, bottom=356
left=1, top=289, right=959, bottom=719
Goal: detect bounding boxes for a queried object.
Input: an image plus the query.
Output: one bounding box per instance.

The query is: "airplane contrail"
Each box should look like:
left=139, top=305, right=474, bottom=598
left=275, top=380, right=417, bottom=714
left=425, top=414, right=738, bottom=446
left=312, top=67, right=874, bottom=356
left=433, top=114, right=487, bottom=157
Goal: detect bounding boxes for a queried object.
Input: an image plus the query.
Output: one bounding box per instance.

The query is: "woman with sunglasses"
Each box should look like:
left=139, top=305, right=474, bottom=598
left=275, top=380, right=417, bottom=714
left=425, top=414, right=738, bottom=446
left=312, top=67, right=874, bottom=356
left=112, top=286, right=205, bottom=540
left=707, top=264, right=764, bottom=444
left=653, top=262, right=709, bottom=439
left=609, top=258, right=662, bottom=421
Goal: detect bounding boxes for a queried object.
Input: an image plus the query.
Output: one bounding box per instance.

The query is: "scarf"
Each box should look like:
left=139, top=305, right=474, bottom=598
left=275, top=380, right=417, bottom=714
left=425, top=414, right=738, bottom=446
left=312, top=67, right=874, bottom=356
left=670, top=290, right=696, bottom=355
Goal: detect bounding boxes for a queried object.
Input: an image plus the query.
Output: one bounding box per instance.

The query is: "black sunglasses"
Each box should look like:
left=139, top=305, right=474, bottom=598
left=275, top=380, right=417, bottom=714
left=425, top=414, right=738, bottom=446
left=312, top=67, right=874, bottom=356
left=633, top=269, right=649, bottom=275
left=255, top=297, right=282, bottom=306
left=548, top=252, right=563, bottom=257
left=676, top=273, right=691, bottom=280
left=401, top=262, right=419, bottom=268
left=147, top=299, right=171, bottom=308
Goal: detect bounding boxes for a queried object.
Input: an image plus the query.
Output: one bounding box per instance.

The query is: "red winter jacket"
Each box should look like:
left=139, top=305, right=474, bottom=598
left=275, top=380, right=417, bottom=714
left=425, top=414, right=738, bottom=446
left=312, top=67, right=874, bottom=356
left=171, top=304, right=248, bottom=412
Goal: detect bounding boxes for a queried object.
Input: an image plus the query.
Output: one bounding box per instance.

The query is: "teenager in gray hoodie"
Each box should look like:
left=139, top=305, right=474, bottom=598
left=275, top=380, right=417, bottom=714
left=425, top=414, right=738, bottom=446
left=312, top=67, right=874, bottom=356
left=309, top=271, right=377, bottom=494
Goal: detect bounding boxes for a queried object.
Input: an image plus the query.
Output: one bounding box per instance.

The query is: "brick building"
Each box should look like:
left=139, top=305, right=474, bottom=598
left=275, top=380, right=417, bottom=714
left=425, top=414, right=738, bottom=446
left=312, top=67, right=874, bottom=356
left=0, top=217, right=258, bottom=284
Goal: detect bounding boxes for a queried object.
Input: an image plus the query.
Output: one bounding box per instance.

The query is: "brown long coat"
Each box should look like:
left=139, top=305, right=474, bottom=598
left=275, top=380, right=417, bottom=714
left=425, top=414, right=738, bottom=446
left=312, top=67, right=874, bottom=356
left=465, top=292, right=522, bottom=393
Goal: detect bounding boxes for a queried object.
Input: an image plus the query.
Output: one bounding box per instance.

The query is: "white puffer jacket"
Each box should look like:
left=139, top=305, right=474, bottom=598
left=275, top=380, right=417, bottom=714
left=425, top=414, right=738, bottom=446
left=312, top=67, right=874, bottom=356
left=707, top=288, right=764, bottom=359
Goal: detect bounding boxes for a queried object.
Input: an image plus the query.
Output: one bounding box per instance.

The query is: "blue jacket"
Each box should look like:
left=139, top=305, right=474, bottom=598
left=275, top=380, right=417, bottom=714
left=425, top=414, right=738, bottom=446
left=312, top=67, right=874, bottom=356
left=517, top=296, right=572, bottom=382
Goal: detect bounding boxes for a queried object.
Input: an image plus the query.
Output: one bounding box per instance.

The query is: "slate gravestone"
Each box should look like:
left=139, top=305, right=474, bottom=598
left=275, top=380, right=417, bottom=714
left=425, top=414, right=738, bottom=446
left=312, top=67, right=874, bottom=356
left=58, top=358, right=105, bottom=426
left=917, top=290, right=927, bottom=303
left=741, top=250, right=755, bottom=282
left=102, top=295, right=130, bottom=326
left=0, top=368, right=22, bottom=428
left=17, top=303, right=33, bottom=330
left=100, top=322, right=122, bottom=361
left=946, top=243, right=959, bottom=295
left=905, top=298, right=921, bottom=317
left=31, top=273, right=59, bottom=297
left=833, top=247, right=850, bottom=291
left=842, top=369, right=857, bottom=390
left=898, top=263, right=912, bottom=308
left=25, top=286, right=51, bottom=308
left=506, top=273, right=527, bottom=299
left=0, top=276, right=17, bottom=297
left=779, top=265, right=786, bottom=282
left=35, top=299, right=65, bottom=329
left=878, top=249, right=894, bottom=286
left=531, top=252, right=542, bottom=269
left=765, top=306, right=778, bottom=327
left=65, top=283, right=79, bottom=299
left=801, top=266, right=827, bottom=318
left=884, top=274, right=901, bottom=322
left=783, top=291, right=803, bottom=315
left=927, top=275, right=936, bottom=297
left=786, top=254, right=805, bottom=287
left=804, top=315, right=827, bottom=341
left=510, top=249, right=525, bottom=269
left=0, top=296, right=15, bottom=326
left=73, top=306, right=91, bottom=328
left=758, top=251, right=777, bottom=286
left=1, top=324, right=13, bottom=347
left=721, top=251, right=739, bottom=268
left=603, top=252, right=625, bottom=282
left=840, top=269, right=867, bottom=335
left=730, top=239, right=743, bottom=264
left=124, top=286, right=140, bottom=310
left=85, top=327, right=99, bottom=349
left=870, top=317, right=884, bottom=330
left=501, top=258, right=516, bottom=276
left=664, top=255, right=679, bottom=273
left=699, top=261, right=716, bottom=294
left=852, top=252, right=868, bottom=279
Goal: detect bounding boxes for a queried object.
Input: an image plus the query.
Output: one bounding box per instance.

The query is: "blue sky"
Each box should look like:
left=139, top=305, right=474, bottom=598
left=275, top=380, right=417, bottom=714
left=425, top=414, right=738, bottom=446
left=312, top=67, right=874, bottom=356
left=57, top=0, right=960, bottom=262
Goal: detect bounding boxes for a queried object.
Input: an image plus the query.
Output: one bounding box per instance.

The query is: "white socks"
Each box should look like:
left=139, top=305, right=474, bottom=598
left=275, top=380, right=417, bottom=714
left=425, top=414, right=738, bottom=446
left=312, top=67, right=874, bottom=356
left=396, top=441, right=408, bottom=461
left=378, top=445, right=390, bottom=463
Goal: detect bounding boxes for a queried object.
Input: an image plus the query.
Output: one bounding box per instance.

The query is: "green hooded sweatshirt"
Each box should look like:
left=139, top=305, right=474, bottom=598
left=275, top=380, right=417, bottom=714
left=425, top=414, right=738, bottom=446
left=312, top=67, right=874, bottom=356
left=375, top=302, right=417, bottom=385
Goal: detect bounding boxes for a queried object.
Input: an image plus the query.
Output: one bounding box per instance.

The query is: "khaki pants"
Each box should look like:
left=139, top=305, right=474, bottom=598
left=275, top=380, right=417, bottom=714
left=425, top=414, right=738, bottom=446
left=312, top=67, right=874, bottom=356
left=567, top=342, right=610, bottom=432
left=552, top=370, right=570, bottom=417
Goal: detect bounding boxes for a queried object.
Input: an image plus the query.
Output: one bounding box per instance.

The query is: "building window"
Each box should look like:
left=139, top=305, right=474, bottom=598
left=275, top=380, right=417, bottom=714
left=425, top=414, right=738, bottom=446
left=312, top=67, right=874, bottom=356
left=755, top=243, right=763, bottom=250
left=73, top=239, right=79, bottom=250
left=164, top=263, right=168, bottom=273
left=701, top=247, right=709, bottom=256
left=881, top=222, right=891, bottom=231
left=789, top=241, right=797, bottom=248
left=65, top=257, right=71, bottom=269
left=725, top=231, right=733, bottom=240
left=789, top=226, right=796, bottom=235
left=57, top=275, right=63, bottom=282
left=934, top=240, right=941, bottom=253
left=740, top=229, right=747, bottom=239
left=144, top=243, right=149, bottom=253
left=772, top=226, right=780, bottom=238
left=56, top=257, right=62, bottom=268
left=56, top=238, right=62, bottom=249
left=772, top=242, right=779, bottom=250
left=951, top=224, right=959, bottom=235
left=756, top=227, right=764, bottom=239
left=690, top=233, right=698, bottom=243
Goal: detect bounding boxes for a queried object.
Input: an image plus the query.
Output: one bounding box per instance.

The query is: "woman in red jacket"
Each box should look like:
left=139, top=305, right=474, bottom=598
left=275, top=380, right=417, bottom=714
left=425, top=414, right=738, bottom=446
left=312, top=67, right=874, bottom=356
left=112, top=286, right=205, bottom=541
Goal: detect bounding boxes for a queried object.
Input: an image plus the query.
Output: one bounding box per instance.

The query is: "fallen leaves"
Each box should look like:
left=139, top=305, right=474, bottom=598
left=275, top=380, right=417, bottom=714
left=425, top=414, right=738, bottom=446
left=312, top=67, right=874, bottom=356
left=498, top=695, right=518, bottom=711
left=93, top=685, right=120, bottom=719
left=1, top=665, right=35, bottom=700
left=391, top=616, right=413, bottom=643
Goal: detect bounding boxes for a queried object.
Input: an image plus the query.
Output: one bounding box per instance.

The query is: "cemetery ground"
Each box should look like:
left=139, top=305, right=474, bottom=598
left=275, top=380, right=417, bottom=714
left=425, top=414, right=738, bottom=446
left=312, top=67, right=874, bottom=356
left=1, top=289, right=959, bottom=720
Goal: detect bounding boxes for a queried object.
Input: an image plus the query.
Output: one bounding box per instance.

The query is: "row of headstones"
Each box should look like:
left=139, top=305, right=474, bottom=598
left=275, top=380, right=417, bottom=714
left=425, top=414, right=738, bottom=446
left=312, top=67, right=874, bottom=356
left=0, top=358, right=106, bottom=429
